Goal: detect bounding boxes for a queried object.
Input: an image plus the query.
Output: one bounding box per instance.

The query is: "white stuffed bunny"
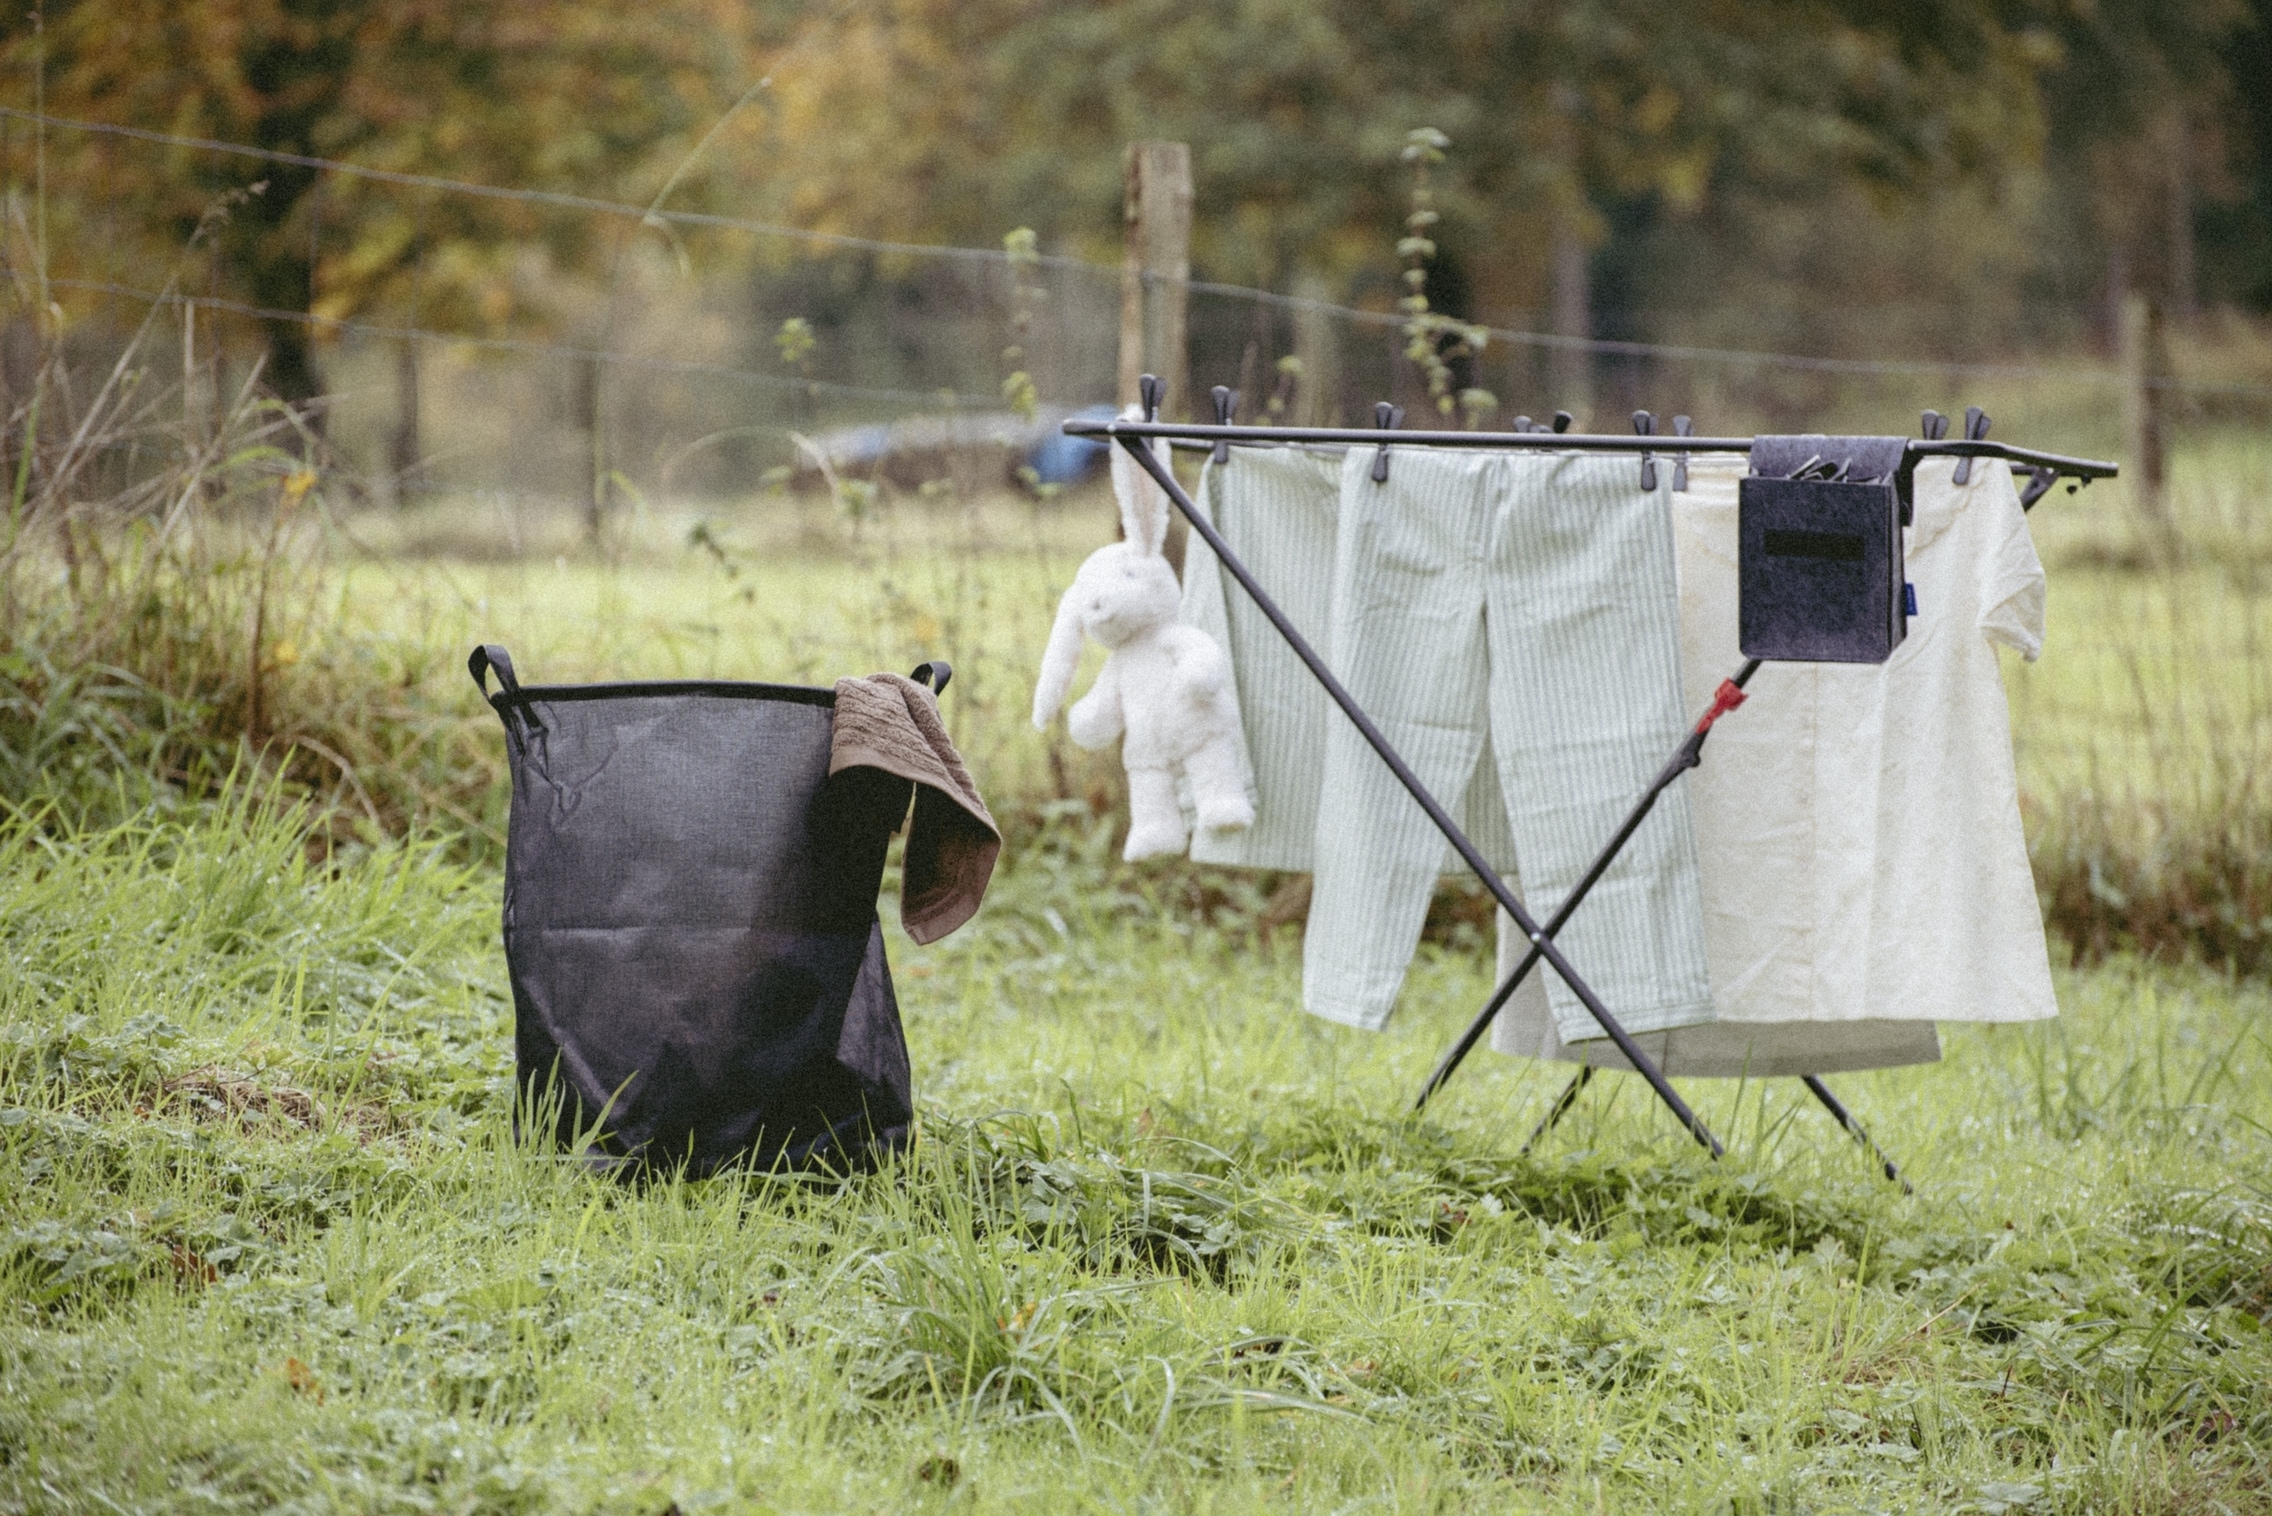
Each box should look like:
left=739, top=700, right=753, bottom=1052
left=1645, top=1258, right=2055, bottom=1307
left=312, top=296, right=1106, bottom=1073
left=1032, top=409, right=1254, bottom=860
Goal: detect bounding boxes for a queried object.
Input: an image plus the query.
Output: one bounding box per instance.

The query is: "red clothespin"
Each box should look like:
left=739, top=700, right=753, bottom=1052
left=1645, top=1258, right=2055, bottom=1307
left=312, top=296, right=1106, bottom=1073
left=1695, top=678, right=1748, bottom=735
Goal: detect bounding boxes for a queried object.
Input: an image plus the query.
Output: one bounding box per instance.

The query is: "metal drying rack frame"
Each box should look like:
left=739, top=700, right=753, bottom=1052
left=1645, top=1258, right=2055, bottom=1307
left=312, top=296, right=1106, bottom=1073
left=1066, top=383, right=2118, bottom=1183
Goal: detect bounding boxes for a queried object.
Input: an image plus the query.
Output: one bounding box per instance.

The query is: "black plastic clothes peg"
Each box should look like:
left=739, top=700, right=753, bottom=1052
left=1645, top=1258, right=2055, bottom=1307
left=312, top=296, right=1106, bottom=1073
left=1552, top=411, right=1573, bottom=433
left=1633, top=410, right=1658, bottom=491
left=1140, top=373, right=1164, bottom=422
left=1210, top=385, right=1240, bottom=463
left=1370, top=401, right=1406, bottom=483
left=1673, top=414, right=1693, bottom=492
left=1953, top=406, right=1989, bottom=485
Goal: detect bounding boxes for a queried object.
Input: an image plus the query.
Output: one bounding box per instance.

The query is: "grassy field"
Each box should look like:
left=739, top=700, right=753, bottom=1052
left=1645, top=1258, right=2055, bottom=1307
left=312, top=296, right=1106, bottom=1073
left=1, top=789, right=2266, bottom=1512
left=2, top=452, right=2270, bottom=1511
left=327, top=487, right=1113, bottom=829
left=307, top=464, right=2272, bottom=971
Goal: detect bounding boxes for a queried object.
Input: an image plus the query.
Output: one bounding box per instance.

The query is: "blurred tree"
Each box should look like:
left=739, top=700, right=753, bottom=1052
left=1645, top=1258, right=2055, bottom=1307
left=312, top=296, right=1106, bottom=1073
left=4, top=0, right=2263, bottom=448
left=2028, top=0, right=2254, bottom=332
left=2203, top=5, right=2272, bottom=310
left=2, top=0, right=756, bottom=413
left=753, top=0, right=2046, bottom=325
left=751, top=0, right=2272, bottom=404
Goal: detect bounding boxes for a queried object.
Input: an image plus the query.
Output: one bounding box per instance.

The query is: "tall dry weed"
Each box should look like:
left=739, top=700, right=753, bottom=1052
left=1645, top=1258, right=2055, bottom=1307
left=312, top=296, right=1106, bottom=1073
left=2025, top=457, right=2272, bottom=974
left=0, top=204, right=502, bottom=843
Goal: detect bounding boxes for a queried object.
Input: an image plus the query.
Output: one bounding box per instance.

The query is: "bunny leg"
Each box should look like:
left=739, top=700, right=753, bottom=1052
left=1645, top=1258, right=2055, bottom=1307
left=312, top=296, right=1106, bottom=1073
left=1183, top=734, right=1254, bottom=833
left=1122, top=764, right=1189, bottom=861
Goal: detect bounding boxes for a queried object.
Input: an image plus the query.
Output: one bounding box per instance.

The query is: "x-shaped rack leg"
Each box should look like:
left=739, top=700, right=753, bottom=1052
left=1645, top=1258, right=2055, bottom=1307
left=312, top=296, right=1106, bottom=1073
left=1518, top=1066, right=1594, bottom=1157
left=1412, top=659, right=1761, bottom=1112
left=1401, top=649, right=1911, bottom=1189
left=1801, top=1075, right=1913, bottom=1192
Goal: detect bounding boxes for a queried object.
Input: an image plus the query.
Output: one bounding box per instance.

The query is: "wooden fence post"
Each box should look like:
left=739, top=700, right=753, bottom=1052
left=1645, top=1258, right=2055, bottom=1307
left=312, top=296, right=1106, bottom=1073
left=1291, top=269, right=1339, bottom=426
left=2121, top=291, right=2170, bottom=538
left=1550, top=222, right=1592, bottom=424
left=1120, top=142, right=1191, bottom=419
left=577, top=349, right=605, bottom=542
left=390, top=337, right=422, bottom=508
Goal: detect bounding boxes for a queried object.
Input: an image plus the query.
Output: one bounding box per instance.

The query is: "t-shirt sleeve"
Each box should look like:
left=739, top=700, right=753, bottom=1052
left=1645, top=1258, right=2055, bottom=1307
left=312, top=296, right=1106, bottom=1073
left=1976, top=464, right=2047, bottom=662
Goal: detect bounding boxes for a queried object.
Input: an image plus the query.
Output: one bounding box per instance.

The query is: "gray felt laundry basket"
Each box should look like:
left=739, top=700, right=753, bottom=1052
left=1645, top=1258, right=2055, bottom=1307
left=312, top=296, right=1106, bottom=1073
left=471, top=645, right=925, bottom=1177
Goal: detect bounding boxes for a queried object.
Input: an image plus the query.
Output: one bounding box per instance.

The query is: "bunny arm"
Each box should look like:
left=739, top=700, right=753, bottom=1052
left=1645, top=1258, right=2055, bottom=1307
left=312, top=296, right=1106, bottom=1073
left=1160, top=624, right=1232, bottom=699
left=1066, top=654, right=1126, bottom=750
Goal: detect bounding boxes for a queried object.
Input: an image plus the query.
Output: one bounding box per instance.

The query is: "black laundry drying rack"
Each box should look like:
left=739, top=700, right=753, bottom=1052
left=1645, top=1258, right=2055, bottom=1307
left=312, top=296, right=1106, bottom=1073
left=1065, top=382, right=2118, bottom=1182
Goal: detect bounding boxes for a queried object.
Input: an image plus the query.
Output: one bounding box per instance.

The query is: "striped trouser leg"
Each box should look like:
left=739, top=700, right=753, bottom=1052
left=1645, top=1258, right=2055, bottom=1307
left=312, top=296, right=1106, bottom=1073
left=1483, top=453, right=1714, bottom=1042
left=1304, top=447, right=1504, bottom=1029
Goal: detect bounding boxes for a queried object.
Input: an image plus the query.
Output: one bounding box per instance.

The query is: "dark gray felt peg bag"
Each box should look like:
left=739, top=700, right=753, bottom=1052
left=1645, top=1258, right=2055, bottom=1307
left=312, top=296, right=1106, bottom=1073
left=1739, top=436, right=1911, bottom=665
left=470, top=645, right=933, bottom=1177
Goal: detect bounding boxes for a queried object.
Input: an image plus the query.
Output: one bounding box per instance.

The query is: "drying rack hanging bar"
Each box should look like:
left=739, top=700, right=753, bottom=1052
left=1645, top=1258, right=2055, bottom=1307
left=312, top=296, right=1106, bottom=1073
left=1062, top=417, right=2119, bottom=487
left=1072, top=417, right=1756, bottom=452
left=1910, top=438, right=2118, bottom=480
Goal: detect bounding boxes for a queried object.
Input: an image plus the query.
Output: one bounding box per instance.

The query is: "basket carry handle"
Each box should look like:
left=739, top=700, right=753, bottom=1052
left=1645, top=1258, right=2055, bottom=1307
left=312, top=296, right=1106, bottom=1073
left=467, top=644, right=525, bottom=702
left=468, top=644, right=543, bottom=743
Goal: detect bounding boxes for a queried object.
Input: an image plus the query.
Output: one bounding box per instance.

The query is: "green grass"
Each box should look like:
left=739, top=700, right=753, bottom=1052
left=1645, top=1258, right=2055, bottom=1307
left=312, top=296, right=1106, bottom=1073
left=2005, top=450, right=2272, bottom=972
left=1, top=789, right=2267, bottom=1513
left=4, top=442, right=2272, bottom=1511
left=325, top=483, right=1118, bottom=822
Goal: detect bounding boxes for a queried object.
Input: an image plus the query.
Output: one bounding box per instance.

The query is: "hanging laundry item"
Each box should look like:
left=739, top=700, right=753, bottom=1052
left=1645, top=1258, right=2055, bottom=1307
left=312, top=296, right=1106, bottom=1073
left=1497, top=455, right=1931, bottom=1072
left=1821, top=454, right=2055, bottom=1026
left=1493, top=449, right=2052, bottom=1067
left=1307, top=448, right=1714, bottom=1038
left=1176, top=445, right=1340, bottom=869
left=830, top=672, right=1001, bottom=942
left=1178, top=446, right=1520, bottom=874
left=1487, top=903, right=1939, bottom=1074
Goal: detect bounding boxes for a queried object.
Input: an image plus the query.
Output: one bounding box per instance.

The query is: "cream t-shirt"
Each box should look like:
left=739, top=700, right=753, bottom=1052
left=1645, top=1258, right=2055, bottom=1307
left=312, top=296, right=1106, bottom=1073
left=1493, top=450, right=2054, bottom=1069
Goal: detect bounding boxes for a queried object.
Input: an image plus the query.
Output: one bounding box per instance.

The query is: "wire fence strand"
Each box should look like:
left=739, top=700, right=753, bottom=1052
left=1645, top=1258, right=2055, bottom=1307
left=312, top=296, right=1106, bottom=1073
left=16, top=105, right=2269, bottom=398
left=16, top=105, right=2272, bottom=515
left=54, top=276, right=998, bottom=410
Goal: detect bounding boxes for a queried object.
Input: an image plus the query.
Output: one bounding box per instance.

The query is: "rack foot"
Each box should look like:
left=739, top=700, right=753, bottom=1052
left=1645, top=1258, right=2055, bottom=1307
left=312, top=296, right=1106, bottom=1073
left=1801, top=1075, right=1912, bottom=1193
left=1517, top=1066, right=1596, bottom=1157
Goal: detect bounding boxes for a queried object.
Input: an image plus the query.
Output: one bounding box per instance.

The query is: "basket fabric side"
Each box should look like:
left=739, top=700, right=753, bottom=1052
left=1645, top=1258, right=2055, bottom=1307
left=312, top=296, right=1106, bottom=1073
left=491, top=681, right=914, bottom=1176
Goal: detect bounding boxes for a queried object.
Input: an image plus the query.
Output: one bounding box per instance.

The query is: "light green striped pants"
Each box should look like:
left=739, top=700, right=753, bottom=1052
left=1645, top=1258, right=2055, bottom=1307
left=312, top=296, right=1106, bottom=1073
left=1181, top=442, right=1714, bottom=1039
left=1304, top=445, right=1714, bottom=1038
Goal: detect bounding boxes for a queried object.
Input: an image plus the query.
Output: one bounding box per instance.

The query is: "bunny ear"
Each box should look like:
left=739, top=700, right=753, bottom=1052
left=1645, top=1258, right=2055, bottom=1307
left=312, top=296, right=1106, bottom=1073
left=1032, top=588, right=1086, bottom=729
left=1109, top=405, right=1172, bottom=558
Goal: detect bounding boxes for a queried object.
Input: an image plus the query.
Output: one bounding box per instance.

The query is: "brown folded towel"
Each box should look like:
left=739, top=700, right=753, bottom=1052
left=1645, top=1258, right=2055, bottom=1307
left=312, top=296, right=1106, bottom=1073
left=830, top=673, right=1001, bottom=944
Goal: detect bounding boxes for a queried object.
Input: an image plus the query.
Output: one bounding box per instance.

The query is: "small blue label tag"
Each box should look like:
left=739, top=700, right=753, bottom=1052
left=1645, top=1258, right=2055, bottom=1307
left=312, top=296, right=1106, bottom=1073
left=1904, top=582, right=1918, bottom=618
